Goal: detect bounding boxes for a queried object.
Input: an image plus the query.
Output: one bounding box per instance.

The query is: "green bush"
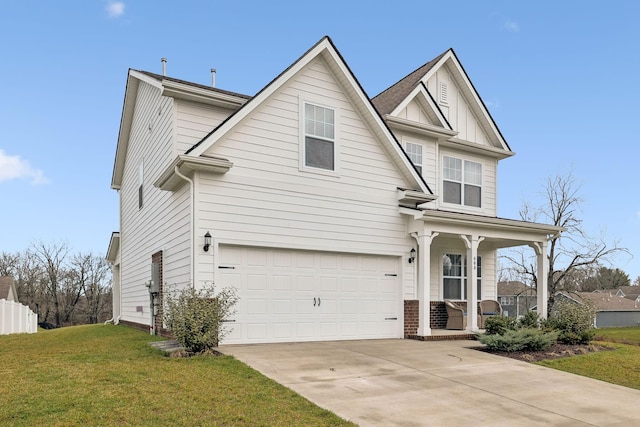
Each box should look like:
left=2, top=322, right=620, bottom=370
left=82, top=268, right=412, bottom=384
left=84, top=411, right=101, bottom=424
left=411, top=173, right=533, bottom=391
left=484, top=315, right=517, bottom=335
left=548, top=299, right=597, bottom=344
left=164, top=284, right=238, bottom=353
left=518, top=310, right=540, bottom=329
left=479, top=328, right=558, bottom=352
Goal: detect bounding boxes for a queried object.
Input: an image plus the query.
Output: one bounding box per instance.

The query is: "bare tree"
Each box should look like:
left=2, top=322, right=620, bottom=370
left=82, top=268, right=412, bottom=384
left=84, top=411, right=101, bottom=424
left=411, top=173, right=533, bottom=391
left=14, top=250, right=48, bottom=323
left=634, top=276, right=640, bottom=287
left=32, top=241, right=70, bottom=327
left=71, top=253, right=112, bottom=324
left=0, top=251, right=19, bottom=277
left=501, top=171, right=628, bottom=313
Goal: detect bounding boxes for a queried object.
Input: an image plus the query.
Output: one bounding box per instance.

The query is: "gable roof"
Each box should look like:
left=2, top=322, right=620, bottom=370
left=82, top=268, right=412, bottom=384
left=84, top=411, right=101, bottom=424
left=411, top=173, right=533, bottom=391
left=372, top=49, right=512, bottom=153
left=0, top=276, right=17, bottom=301
left=185, top=35, right=432, bottom=195
left=372, top=51, right=447, bottom=116
left=573, top=292, right=640, bottom=311
left=111, top=69, right=250, bottom=190
left=498, top=281, right=536, bottom=296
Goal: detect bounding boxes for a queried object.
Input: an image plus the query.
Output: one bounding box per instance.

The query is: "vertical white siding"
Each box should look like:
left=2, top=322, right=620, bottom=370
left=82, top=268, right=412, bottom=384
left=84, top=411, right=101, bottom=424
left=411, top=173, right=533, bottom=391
left=398, top=100, right=434, bottom=125
left=119, top=82, right=191, bottom=324
left=195, top=56, right=416, bottom=294
left=426, top=68, right=490, bottom=146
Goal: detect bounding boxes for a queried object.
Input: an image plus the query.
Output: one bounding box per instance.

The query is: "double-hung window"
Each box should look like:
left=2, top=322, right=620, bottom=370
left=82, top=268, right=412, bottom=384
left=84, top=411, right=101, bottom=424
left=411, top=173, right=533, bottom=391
left=443, top=253, right=482, bottom=300
left=304, top=103, right=335, bottom=171
left=405, top=142, right=423, bottom=175
left=443, top=156, right=482, bottom=208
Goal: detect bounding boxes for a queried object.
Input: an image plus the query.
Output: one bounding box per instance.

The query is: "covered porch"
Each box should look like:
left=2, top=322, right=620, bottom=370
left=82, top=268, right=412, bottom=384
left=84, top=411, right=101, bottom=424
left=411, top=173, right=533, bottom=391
left=401, top=208, right=563, bottom=338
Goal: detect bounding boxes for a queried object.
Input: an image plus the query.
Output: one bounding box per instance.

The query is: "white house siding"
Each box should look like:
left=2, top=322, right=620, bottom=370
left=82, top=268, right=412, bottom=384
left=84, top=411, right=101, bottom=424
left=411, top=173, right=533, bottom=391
left=195, top=56, right=416, bottom=297
left=174, top=99, right=237, bottom=155
left=397, top=100, right=435, bottom=125
left=426, top=67, right=490, bottom=146
left=119, top=81, right=191, bottom=325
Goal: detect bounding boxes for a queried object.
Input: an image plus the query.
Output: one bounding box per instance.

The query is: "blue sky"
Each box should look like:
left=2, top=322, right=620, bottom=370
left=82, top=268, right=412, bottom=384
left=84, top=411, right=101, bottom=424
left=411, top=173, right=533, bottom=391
left=1, top=1, right=639, bottom=279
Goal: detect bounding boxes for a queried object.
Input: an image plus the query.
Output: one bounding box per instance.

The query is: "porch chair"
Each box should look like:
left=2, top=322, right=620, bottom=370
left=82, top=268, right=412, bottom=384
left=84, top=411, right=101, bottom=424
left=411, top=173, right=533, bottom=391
left=478, top=300, right=503, bottom=328
left=444, top=300, right=467, bottom=330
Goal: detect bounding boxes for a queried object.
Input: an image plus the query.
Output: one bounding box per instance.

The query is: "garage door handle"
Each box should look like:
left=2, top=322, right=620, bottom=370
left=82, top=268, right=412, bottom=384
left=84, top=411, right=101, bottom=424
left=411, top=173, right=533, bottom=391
left=318, top=297, right=321, bottom=306
left=218, top=266, right=235, bottom=269
left=314, top=297, right=316, bottom=307
left=385, top=317, right=397, bottom=320
left=385, top=273, right=397, bottom=276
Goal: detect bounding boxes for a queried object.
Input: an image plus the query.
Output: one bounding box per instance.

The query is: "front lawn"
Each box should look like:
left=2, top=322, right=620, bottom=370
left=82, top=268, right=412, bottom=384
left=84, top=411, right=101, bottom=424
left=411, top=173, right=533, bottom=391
left=535, top=327, right=640, bottom=390
left=0, top=325, right=353, bottom=426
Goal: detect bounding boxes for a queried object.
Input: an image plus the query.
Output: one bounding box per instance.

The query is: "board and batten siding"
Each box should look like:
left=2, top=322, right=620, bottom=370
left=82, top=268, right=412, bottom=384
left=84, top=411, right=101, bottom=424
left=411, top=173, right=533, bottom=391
left=119, top=81, right=191, bottom=324
left=426, top=67, right=490, bottom=146
left=174, top=99, right=238, bottom=155
left=194, top=56, right=416, bottom=298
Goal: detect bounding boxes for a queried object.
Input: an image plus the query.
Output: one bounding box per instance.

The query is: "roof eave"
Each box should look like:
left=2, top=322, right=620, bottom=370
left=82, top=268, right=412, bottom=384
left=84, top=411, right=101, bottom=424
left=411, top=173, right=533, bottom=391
left=154, top=155, right=234, bottom=191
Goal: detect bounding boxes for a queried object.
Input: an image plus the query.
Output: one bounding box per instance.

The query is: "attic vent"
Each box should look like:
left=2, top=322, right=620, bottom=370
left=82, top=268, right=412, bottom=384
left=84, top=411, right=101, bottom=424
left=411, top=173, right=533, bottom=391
left=439, top=81, right=449, bottom=105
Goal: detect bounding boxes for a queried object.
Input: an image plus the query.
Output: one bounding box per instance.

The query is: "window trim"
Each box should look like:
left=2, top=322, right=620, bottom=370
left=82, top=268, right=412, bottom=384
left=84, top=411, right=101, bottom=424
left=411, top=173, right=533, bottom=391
left=442, top=252, right=482, bottom=301
left=299, top=99, right=339, bottom=176
left=404, top=141, right=423, bottom=175
left=442, top=155, right=483, bottom=208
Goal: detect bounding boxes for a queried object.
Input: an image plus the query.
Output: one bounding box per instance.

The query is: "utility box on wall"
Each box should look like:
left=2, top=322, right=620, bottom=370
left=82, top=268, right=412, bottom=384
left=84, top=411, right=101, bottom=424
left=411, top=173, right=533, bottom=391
left=150, top=263, right=160, bottom=294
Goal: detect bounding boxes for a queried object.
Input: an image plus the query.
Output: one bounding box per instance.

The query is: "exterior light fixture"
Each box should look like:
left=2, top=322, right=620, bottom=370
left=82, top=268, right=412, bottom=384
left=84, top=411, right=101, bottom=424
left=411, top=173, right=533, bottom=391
left=204, top=231, right=212, bottom=252
left=408, top=248, right=416, bottom=264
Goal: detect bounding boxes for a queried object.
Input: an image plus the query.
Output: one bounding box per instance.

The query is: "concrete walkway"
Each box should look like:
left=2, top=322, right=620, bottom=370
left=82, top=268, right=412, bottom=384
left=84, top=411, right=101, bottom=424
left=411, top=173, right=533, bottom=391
left=220, top=339, right=640, bottom=426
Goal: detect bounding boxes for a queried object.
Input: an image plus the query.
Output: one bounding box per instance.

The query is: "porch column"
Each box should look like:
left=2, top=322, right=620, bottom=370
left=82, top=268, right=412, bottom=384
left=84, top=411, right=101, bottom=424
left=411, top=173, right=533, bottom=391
left=417, top=231, right=438, bottom=336
left=461, top=235, right=483, bottom=332
left=533, top=241, right=549, bottom=319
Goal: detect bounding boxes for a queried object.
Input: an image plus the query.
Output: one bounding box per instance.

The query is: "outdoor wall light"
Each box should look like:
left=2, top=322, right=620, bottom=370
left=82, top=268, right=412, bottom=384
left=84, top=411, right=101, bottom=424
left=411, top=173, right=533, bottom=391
left=203, top=231, right=212, bottom=252
left=408, top=248, right=416, bottom=264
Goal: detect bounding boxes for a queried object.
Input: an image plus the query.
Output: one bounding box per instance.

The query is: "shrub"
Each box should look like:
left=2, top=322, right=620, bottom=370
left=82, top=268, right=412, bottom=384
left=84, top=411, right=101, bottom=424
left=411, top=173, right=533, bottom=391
left=164, top=284, right=238, bottom=353
left=548, top=299, right=597, bottom=344
left=518, top=310, right=540, bottom=329
left=479, top=328, right=558, bottom=352
left=484, top=315, right=517, bottom=335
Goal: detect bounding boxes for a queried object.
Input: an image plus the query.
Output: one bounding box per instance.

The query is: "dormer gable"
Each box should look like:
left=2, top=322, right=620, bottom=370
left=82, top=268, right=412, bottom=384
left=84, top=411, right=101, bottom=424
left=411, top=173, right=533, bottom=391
left=373, top=49, right=513, bottom=158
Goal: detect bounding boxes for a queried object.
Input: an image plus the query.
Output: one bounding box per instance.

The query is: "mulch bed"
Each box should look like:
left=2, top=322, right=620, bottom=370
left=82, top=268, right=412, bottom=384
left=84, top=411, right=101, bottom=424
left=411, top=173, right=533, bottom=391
left=478, top=343, right=614, bottom=363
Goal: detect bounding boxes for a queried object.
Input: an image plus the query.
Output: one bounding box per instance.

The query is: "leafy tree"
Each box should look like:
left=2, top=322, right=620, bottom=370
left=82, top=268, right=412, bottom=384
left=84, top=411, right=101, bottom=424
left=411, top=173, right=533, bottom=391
left=581, top=266, right=630, bottom=292
left=501, top=171, right=629, bottom=314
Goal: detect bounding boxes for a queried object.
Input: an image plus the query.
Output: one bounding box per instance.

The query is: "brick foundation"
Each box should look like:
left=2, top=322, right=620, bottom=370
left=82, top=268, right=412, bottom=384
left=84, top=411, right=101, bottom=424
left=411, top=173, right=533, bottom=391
left=404, top=300, right=419, bottom=337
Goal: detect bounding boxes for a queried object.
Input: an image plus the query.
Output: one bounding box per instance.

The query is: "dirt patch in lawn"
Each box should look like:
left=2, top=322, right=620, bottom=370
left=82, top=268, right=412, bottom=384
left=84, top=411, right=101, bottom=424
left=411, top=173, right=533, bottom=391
left=477, top=343, right=614, bottom=363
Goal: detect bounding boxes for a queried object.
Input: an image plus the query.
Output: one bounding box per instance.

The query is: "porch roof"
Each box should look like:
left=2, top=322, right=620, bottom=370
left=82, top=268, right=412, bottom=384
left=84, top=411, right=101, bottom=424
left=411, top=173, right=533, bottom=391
left=401, top=207, right=564, bottom=248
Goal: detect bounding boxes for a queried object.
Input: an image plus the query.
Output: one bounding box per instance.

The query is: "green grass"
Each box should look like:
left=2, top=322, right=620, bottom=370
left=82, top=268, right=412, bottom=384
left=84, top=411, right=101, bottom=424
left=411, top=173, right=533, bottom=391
left=537, top=327, right=640, bottom=390
left=0, top=325, right=354, bottom=426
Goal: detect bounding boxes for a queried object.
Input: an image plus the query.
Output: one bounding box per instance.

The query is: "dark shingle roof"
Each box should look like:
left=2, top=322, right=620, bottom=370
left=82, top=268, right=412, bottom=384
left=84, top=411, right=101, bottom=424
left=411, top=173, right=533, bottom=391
left=135, top=70, right=252, bottom=100
left=0, top=276, right=14, bottom=300
left=498, top=281, right=535, bottom=296
left=371, top=50, right=449, bottom=116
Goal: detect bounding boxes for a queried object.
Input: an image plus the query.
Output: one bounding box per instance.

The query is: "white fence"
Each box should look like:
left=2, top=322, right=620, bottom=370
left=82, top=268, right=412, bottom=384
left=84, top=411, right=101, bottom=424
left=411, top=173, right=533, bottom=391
left=0, top=299, right=38, bottom=335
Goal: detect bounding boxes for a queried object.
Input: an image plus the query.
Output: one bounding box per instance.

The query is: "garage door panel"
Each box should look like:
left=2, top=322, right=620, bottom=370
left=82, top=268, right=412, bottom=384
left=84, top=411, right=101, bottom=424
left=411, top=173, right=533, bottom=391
left=220, top=246, right=401, bottom=344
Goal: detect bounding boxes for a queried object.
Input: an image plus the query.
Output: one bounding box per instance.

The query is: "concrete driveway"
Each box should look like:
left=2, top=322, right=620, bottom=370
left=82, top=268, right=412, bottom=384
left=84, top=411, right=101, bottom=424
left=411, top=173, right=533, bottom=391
left=221, top=339, right=640, bottom=426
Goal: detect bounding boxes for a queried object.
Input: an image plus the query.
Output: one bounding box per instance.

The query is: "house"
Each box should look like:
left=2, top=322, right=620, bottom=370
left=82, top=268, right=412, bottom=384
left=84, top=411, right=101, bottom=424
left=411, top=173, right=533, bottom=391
left=616, top=286, right=640, bottom=303
left=0, top=277, right=18, bottom=302
left=556, top=291, right=640, bottom=328
left=497, top=281, right=537, bottom=318
left=106, top=36, right=562, bottom=344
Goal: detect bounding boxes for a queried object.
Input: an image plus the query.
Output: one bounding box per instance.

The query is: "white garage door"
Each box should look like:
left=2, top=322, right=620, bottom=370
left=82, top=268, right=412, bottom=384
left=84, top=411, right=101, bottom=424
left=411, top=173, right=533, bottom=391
left=218, top=246, right=401, bottom=344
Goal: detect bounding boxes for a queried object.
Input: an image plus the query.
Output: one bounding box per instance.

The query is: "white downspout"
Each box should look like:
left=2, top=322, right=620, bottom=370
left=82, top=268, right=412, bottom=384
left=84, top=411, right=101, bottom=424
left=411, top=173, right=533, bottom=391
left=174, top=166, right=195, bottom=287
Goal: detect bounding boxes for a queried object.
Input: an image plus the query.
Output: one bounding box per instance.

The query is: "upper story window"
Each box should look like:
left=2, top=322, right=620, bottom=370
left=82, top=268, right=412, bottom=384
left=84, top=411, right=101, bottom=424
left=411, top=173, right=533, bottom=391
left=138, top=161, right=144, bottom=210
left=443, top=156, right=482, bottom=208
left=304, top=103, right=335, bottom=171
left=405, top=142, right=423, bottom=175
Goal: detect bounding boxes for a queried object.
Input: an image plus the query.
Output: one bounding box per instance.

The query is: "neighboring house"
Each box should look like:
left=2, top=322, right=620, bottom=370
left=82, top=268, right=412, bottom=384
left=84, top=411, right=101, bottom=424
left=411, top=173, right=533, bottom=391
left=556, top=291, right=640, bottom=328
left=497, top=281, right=536, bottom=318
left=0, top=277, right=18, bottom=302
left=616, top=286, right=640, bottom=303
left=106, top=36, right=562, bottom=344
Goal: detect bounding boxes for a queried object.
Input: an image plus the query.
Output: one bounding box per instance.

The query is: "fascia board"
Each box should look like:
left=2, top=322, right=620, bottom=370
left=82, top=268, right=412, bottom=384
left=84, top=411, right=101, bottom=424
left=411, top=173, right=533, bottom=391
left=161, top=80, right=248, bottom=108
left=441, top=137, right=515, bottom=160
left=419, top=209, right=565, bottom=235
left=106, top=232, right=120, bottom=263
left=111, top=74, right=141, bottom=189
left=385, top=115, right=458, bottom=141
left=129, top=70, right=163, bottom=90
left=154, top=155, right=233, bottom=191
